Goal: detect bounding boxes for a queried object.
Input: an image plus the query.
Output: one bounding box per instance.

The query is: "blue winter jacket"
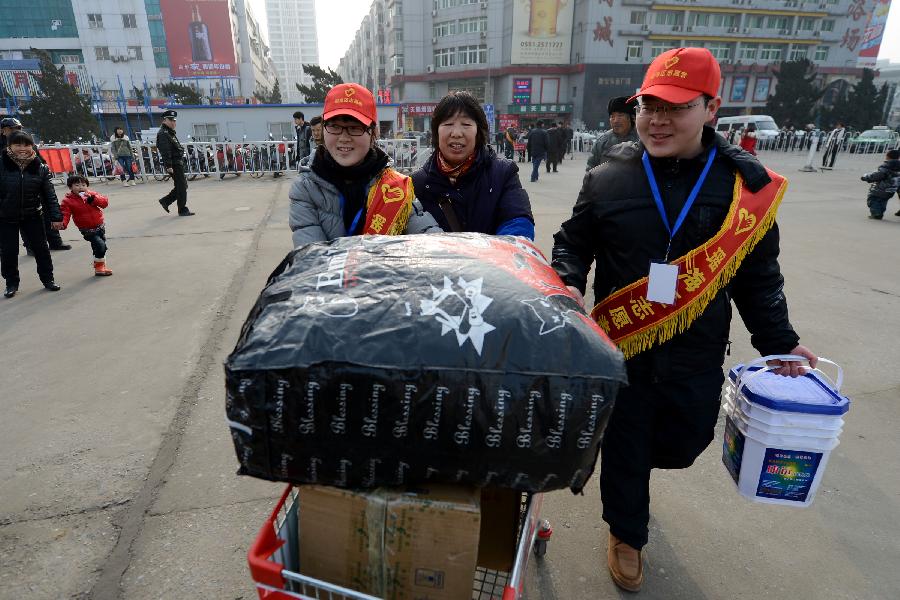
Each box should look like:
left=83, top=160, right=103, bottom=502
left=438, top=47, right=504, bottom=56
left=411, top=146, right=535, bottom=239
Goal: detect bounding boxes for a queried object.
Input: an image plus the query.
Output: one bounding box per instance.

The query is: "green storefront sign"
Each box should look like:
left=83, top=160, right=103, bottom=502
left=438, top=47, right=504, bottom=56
left=507, top=104, right=573, bottom=114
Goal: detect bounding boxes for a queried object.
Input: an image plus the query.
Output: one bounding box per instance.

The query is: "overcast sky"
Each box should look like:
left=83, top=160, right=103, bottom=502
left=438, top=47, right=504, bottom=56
left=250, top=0, right=900, bottom=69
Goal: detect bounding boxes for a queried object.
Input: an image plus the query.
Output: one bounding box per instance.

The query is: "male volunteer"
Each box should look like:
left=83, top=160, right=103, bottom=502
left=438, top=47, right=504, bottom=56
left=156, top=110, right=194, bottom=216
left=586, top=97, right=640, bottom=171
left=552, top=48, right=817, bottom=592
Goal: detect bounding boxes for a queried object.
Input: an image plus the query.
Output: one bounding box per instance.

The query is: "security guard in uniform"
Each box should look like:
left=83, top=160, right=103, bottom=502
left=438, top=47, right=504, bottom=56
left=156, top=110, right=194, bottom=216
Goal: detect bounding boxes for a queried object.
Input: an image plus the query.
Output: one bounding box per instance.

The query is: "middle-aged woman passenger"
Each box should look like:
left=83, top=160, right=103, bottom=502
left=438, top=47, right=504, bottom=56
left=412, top=92, right=535, bottom=239
left=0, top=130, right=64, bottom=297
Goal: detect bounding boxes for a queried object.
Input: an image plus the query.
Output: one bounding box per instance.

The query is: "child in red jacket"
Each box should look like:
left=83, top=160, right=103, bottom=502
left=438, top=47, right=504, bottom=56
left=60, top=175, right=113, bottom=276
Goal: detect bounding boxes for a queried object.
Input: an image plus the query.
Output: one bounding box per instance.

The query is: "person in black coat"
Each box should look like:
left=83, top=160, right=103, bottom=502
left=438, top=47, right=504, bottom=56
left=156, top=110, right=194, bottom=216
left=525, top=120, right=549, bottom=182
left=0, top=130, right=64, bottom=297
left=412, top=92, right=534, bottom=238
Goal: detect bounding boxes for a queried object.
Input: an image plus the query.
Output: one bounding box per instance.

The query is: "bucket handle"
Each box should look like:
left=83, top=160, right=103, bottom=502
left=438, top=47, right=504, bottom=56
left=735, top=355, right=843, bottom=395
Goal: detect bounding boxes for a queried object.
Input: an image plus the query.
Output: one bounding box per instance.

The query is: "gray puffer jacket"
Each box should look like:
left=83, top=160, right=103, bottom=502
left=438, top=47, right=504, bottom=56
left=289, top=166, right=442, bottom=247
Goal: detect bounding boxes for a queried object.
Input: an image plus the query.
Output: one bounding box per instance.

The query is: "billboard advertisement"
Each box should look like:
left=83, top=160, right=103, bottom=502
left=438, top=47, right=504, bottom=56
left=857, top=0, right=892, bottom=67
left=160, top=0, right=238, bottom=78
left=511, top=0, right=575, bottom=65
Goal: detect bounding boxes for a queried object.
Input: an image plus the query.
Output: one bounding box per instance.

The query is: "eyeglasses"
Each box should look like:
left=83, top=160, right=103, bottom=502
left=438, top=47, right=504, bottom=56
left=324, top=123, right=371, bottom=136
left=635, top=101, right=702, bottom=118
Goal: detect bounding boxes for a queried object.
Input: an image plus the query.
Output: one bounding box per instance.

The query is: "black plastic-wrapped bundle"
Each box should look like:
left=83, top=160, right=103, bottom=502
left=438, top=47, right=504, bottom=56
left=226, top=233, right=626, bottom=493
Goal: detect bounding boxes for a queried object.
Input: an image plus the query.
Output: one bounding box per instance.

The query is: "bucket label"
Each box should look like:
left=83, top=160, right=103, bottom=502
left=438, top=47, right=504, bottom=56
left=756, top=447, right=822, bottom=502
left=722, top=414, right=744, bottom=485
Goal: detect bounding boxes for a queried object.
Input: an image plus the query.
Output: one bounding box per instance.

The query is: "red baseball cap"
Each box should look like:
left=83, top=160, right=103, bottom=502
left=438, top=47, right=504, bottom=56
left=628, top=47, right=721, bottom=105
left=323, top=83, right=377, bottom=127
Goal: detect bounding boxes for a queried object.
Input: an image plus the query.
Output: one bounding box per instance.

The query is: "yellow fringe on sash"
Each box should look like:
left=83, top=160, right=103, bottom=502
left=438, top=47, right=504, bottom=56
left=597, top=174, right=789, bottom=360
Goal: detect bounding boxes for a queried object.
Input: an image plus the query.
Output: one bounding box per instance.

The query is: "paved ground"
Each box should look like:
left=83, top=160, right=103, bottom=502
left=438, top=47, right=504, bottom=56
left=0, top=150, right=898, bottom=600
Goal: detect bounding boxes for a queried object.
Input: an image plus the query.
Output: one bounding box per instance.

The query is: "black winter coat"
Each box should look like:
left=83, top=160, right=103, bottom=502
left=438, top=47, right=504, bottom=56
left=0, top=152, right=63, bottom=223
left=156, top=124, right=184, bottom=167
left=861, top=158, right=900, bottom=197
left=552, top=126, right=799, bottom=379
left=411, top=146, right=534, bottom=234
left=526, top=127, right=549, bottom=157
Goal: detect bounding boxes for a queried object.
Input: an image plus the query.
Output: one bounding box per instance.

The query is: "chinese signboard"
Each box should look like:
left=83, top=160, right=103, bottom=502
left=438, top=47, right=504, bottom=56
left=513, top=79, right=532, bottom=105
left=160, top=0, right=238, bottom=78
left=511, top=0, right=575, bottom=65
left=506, top=103, right=573, bottom=114
left=404, top=103, right=438, bottom=116
left=498, top=114, right=520, bottom=130
left=857, top=0, right=892, bottom=67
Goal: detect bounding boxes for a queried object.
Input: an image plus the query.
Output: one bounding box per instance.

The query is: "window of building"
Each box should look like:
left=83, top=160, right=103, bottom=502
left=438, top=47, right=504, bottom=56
left=153, top=50, right=169, bottom=68
left=746, top=15, right=764, bottom=29
left=88, top=14, right=103, bottom=29
left=711, top=13, right=737, bottom=28
left=759, top=44, right=782, bottom=61
left=128, top=46, right=143, bottom=60
left=392, top=54, right=404, bottom=70
left=814, top=45, right=829, bottom=61
left=268, top=122, right=293, bottom=139
left=122, top=14, right=137, bottom=28
left=739, top=44, right=757, bottom=60
left=821, top=19, right=835, bottom=32
left=434, top=21, right=456, bottom=37
left=650, top=40, right=679, bottom=56
left=434, top=47, right=455, bottom=67
left=766, top=16, right=790, bottom=30
left=459, top=17, right=487, bottom=33
left=459, top=0, right=479, bottom=5
left=689, top=13, right=710, bottom=27
left=788, top=46, right=808, bottom=61
left=797, top=17, right=815, bottom=31
left=627, top=40, right=643, bottom=60
left=654, top=11, right=680, bottom=26
left=59, top=54, right=81, bottom=64
left=95, top=46, right=110, bottom=60
left=630, top=11, right=645, bottom=25
left=435, top=0, right=457, bottom=9
left=458, top=44, right=487, bottom=65
left=192, top=123, right=220, bottom=142
left=708, top=43, right=731, bottom=60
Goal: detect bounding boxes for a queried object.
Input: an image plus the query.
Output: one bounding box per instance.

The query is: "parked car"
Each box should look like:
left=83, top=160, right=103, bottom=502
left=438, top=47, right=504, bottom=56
left=847, top=126, right=900, bottom=153
left=715, top=115, right=780, bottom=141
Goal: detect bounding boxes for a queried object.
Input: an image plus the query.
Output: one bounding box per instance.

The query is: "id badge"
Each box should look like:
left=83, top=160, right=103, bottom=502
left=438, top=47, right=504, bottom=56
left=647, top=260, right=679, bottom=305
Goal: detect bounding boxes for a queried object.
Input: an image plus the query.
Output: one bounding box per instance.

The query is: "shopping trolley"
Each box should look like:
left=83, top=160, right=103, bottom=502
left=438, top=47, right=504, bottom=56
left=248, top=485, right=552, bottom=600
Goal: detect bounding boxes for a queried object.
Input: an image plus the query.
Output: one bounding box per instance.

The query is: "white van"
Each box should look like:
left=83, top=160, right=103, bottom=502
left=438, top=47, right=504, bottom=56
left=714, top=115, right=780, bottom=140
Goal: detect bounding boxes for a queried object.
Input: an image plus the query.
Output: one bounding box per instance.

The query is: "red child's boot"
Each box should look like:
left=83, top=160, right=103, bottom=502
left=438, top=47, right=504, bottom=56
left=94, top=259, right=113, bottom=276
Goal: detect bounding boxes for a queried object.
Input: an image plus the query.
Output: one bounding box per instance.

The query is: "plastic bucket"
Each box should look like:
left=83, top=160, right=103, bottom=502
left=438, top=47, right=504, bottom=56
left=721, top=356, right=850, bottom=507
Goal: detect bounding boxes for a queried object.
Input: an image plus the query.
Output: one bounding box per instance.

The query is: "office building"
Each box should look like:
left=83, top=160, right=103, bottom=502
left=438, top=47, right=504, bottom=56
left=265, top=0, right=320, bottom=103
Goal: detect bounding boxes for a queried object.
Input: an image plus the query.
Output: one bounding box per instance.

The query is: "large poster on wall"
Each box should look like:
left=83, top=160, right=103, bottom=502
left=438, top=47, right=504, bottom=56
left=160, top=0, right=238, bottom=78
left=511, top=0, right=575, bottom=65
left=857, top=0, right=892, bottom=67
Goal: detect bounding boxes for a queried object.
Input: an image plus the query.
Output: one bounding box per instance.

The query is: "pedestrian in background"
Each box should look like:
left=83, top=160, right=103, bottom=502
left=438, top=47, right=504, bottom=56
left=412, top=91, right=534, bottom=238
left=860, top=149, right=900, bottom=220
left=110, top=127, right=136, bottom=186
left=0, top=130, right=63, bottom=297
left=304, top=116, right=324, bottom=166
left=546, top=122, right=562, bottom=173
left=60, top=175, right=113, bottom=276
left=586, top=97, right=639, bottom=171
left=525, top=120, right=548, bottom=182
left=156, top=110, right=194, bottom=217
left=293, top=111, right=311, bottom=170
left=739, top=123, right=758, bottom=155
left=552, top=47, right=816, bottom=593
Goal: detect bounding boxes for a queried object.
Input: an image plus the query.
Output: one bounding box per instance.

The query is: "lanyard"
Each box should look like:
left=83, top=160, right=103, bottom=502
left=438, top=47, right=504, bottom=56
left=641, top=146, right=717, bottom=261
left=339, top=194, right=365, bottom=236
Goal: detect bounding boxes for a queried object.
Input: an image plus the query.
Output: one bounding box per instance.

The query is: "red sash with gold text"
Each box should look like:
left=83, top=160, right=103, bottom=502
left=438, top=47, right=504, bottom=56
left=590, top=170, right=788, bottom=359
left=361, top=167, right=414, bottom=235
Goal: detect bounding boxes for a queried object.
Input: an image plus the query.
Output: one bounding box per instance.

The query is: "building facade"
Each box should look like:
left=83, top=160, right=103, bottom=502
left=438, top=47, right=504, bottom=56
left=265, top=0, right=320, bottom=103
left=0, top=0, right=278, bottom=135
left=337, top=0, right=891, bottom=132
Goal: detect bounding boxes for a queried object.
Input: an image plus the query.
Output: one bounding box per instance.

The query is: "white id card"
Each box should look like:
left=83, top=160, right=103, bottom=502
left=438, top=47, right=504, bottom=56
left=647, top=262, right=679, bottom=305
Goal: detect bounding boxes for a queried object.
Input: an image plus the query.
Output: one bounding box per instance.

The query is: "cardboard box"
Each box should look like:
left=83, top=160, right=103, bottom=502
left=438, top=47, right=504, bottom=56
left=298, top=485, right=480, bottom=600
left=477, top=488, right=520, bottom=572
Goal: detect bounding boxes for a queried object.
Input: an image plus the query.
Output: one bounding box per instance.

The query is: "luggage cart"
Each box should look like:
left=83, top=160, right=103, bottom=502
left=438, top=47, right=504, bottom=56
left=248, top=485, right=552, bottom=600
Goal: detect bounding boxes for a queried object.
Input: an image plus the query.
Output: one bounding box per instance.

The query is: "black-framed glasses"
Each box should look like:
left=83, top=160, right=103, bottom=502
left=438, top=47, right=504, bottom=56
left=635, top=101, right=702, bottom=118
left=324, top=123, right=371, bottom=136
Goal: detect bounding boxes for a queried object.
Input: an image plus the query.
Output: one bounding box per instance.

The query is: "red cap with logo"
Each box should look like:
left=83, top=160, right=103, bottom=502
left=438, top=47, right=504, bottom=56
left=628, top=47, right=721, bottom=105
left=323, top=83, right=377, bottom=127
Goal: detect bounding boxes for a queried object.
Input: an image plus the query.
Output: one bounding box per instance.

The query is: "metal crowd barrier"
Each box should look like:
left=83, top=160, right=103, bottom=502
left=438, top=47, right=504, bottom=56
left=38, top=140, right=300, bottom=184
left=753, top=134, right=899, bottom=155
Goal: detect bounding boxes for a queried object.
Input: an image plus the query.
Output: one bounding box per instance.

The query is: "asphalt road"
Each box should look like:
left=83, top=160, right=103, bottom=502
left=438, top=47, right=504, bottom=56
left=1, top=150, right=898, bottom=599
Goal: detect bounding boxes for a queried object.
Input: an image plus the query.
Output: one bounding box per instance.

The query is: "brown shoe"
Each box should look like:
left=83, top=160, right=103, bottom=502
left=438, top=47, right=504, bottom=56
left=607, top=533, right=643, bottom=592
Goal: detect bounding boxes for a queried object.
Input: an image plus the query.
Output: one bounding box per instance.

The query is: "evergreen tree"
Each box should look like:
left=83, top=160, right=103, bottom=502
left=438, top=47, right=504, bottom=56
left=766, top=59, right=823, bottom=128
left=295, top=65, right=343, bottom=103
left=829, top=70, right=887, bottom=131
left=159, top=82, right=202, bottom=105
left=19, top=48, right=98, bottom=142
left=254, top=79, right=282, bottom=104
